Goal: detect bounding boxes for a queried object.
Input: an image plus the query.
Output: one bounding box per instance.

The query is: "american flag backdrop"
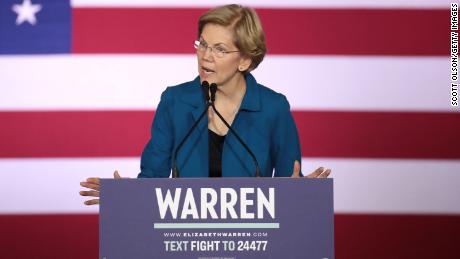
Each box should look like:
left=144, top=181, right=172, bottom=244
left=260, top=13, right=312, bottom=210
left=0, top=0, right=459, bottom=258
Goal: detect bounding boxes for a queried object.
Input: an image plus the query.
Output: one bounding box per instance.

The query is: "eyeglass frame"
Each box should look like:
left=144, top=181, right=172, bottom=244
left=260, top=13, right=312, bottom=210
left=194, top=39, right=240, bottom=58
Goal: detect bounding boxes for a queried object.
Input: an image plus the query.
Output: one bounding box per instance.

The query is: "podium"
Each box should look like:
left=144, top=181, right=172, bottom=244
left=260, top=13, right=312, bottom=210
left=100, top=178, right=334, bottom=259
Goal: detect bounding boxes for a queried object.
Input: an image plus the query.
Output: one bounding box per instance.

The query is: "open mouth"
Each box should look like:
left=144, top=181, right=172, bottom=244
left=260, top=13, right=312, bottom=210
left=201, top=66, right=215, bottom=74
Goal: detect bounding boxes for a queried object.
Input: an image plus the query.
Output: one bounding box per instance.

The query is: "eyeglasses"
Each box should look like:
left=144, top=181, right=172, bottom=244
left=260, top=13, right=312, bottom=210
left=194, top=40, right=239, bottom=58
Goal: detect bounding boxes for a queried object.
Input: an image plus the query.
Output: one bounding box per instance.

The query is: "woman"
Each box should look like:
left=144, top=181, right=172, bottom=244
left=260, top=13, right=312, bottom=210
left=80, top=4, right=331, bottom=205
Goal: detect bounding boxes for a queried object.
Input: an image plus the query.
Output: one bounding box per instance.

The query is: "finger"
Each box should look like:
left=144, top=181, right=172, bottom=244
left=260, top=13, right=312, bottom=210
left=84, top=199, right=100, bottom=206
left=79, top=190, right=100, bottom=197
left=291, top=160, right=301, bottom=178
left=80, top=182, right=100, bottom=191
left=318, top=168, right=331, bottom=178
left=306, top=167, right=324, bottom=178
left=114, top=170, right=121, bottom=179
left=86, top=177, right=100, bottom=184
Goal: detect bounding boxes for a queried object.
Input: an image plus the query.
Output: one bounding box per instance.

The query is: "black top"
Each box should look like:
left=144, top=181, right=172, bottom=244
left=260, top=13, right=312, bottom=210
left=208, top=129, right=225, bottom=177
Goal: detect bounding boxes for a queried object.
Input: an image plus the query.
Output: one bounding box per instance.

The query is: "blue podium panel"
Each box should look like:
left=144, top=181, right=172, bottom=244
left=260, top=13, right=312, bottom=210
left=100, top=178, right=334, bottom=259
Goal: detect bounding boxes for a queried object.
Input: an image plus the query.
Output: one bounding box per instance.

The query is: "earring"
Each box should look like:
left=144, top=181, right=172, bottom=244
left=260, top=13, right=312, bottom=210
left=239, top=66, right=245, bottom=71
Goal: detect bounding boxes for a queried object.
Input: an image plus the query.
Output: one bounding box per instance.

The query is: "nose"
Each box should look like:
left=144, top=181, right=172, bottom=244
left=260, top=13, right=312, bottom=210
left=202, top=46, right=214, bottom=61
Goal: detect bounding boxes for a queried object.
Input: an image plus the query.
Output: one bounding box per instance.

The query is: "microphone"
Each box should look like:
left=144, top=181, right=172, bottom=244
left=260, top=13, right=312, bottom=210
left=209, top=83, right=261, bottom=177
left=210, top=82, right=216, bottom=103
left=203, top=80, right=210, bottom=103
left=172, top=81, right=211, bottom=178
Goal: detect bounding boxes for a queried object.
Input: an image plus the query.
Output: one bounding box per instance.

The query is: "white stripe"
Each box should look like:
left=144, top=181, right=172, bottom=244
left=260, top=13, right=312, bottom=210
left=71, top=0, right=452, bottom=9
left=303, top=158, right=460, bottom=215
left=256, top=55, right=453, bottom=112
left=0, top=158, right=459, bottom=214
left=0, top=55, right=196, bottom=111
left=0, top=158, right=141, bottom=214
left=0, top=55, right=453, bottom=112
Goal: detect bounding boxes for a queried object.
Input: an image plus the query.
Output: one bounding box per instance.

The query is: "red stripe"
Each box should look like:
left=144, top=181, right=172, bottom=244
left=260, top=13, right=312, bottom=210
left=72, top=8, right=204, bottom=54
left=0, top=214, right=458, bottom=258
left=334, top=214, right=460, bottom=258
left=293, top=111, right=460, bottom=159
left=0, top=111, right=459, bottom=158
left=72, top=8, right=449, bottom=56
left=0, top=214, right=99, bottom=259
left=0, top=111, right=153, bottom=158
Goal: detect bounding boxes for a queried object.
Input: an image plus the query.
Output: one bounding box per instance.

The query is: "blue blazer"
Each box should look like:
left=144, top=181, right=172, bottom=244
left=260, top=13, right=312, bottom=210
left=137, top=73, right=302, bottom=178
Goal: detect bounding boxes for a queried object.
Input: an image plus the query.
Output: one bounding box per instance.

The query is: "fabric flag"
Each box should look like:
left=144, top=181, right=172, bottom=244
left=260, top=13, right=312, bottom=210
left=0, top=0, right=459, bottom=258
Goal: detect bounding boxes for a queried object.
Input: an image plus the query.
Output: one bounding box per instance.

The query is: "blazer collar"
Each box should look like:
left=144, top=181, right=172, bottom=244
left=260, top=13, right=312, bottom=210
left=240, top=73, right=261, bottom=112
left=179, top=76, right=207, bottom=108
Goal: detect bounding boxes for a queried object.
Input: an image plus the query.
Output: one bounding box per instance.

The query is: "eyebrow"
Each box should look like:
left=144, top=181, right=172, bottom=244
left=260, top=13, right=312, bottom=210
left=199, top=36, right=231, bottom=48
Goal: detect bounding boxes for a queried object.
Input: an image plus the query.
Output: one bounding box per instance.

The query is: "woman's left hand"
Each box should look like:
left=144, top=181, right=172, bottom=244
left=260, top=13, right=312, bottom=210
left=291, top=160, right=331, bottom=178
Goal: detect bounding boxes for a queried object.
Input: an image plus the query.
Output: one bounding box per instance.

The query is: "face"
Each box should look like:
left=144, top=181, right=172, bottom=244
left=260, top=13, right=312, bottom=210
left=197, top=23, right=251, bottom=86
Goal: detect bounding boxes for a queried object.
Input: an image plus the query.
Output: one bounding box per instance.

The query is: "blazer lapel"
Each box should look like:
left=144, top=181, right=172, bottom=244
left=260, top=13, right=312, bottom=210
left=177, top=77, right=209, bottom=177
left=222, top=73, right=261, bottom=177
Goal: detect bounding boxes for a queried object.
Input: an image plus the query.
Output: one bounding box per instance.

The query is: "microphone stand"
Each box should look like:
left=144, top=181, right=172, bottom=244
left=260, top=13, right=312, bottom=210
left=209, top=83, right=261, bottom=177
left=172, top=81, right=211, bottom=178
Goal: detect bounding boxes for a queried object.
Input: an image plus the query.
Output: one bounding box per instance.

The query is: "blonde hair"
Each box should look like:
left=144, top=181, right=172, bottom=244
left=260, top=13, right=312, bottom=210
left=198, top=4, right=266, bottom=72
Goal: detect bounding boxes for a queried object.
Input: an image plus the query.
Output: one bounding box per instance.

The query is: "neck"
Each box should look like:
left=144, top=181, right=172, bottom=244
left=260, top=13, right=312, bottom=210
left=216, top=72, right=246, bottom=104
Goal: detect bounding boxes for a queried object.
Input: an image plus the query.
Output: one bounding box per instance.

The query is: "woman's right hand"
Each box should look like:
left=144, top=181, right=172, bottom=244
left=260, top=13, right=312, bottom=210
left=79, top=170, right=122, bottom=205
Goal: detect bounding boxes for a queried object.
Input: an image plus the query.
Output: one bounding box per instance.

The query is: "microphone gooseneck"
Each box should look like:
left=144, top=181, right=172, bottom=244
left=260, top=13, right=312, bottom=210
left=172, top=81, right=211, bottom=178
left=209, top=83, right=261, bottom=177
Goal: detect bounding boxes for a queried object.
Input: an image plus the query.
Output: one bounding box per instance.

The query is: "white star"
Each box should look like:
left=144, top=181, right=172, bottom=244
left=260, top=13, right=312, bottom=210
left=12, top=0, right=42, bottom=26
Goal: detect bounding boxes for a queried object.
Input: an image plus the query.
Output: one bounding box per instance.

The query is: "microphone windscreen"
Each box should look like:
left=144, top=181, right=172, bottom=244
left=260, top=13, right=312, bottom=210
left=202, top=81, right=210, bottom=102
left=210, top=83, right=217, bottom=102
